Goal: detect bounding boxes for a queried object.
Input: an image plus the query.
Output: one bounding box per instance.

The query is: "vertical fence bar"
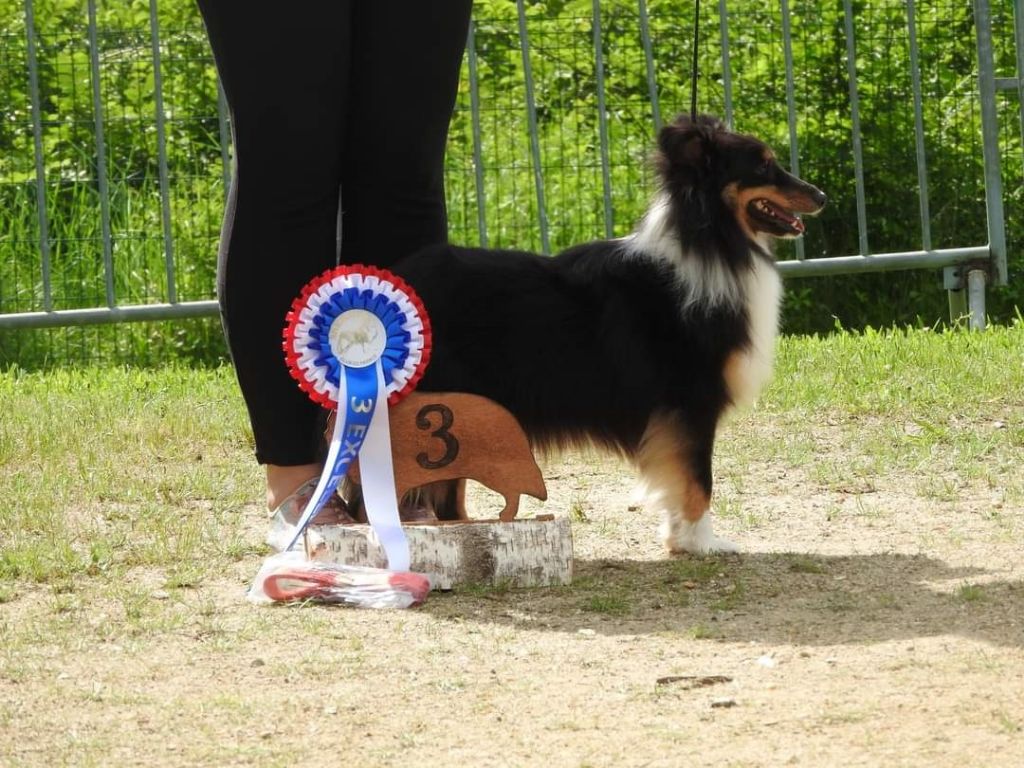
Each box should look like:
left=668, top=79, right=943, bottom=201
left=637, top=0, right=662, bottom=132
left=87, top=0, right=115, bottom=307
left=516, top=0, right=550, bottom=254
left=466, top=21, right=488, bottom=248
left=717, top=0, right=734, bottom=129
left=24, top=0, right=52, bottom=311
left=973, top=0, right=1007, bottom=286
left=149, top=0, right=177, bottom=303
left=948, top=283, right=968, bottom=324
left=216, top=81, right=231, bottom=200
left=905, top=0, right=932, bottom=252
left=841, top=0, right=869, bottom=256
left=1015, top=0, right=1024, bottom=182
left=779, top=0, right=804, bottom=260
left=592, top=0, right=614, bottom=238
left=967, top=268, right=987, bottom=330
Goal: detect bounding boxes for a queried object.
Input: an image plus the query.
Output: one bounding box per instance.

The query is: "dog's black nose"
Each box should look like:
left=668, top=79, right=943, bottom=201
left=812, top=188, right=828, bottom=208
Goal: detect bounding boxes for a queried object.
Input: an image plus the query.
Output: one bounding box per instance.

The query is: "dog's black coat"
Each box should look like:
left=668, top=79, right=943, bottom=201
left=393, top=241, right=744, bottom=457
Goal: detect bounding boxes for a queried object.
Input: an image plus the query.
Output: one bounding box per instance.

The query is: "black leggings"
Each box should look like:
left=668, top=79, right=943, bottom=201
left=197, top=1, right=473, bottom=465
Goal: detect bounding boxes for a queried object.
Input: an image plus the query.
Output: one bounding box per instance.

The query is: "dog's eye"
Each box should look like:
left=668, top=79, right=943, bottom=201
left=759, top=160, right=772, bottom=176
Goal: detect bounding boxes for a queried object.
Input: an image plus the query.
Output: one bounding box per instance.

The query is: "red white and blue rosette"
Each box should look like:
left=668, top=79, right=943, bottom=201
left=284, top=265, right=431, bottom=410
left=279, top=264, right=432, bottom=569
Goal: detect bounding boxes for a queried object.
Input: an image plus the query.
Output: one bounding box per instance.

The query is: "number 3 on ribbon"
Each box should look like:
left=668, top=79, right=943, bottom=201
left=350, top=396, right=374, bottom=413
left=416, top=404, right=459, bottom=470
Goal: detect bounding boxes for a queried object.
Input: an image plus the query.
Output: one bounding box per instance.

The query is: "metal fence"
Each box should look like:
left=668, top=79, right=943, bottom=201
left=0, top=0, right=1019, bottom=352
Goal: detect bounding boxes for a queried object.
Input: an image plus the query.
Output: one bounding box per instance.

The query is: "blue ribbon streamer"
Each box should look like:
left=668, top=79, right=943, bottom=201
left=283, top=363, right=378, bottom=552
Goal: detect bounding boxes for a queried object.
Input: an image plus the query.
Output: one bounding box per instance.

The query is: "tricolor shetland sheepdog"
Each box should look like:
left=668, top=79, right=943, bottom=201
left=392, top=114, right=826, bottom=554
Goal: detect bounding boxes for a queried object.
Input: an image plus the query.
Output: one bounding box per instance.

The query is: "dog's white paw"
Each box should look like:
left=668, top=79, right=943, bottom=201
left=661, top=514, right=740, bottom=555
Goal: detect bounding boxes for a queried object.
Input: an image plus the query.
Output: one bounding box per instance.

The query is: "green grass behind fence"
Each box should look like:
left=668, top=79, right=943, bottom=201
left=1, top=0, right=1022, bottom=368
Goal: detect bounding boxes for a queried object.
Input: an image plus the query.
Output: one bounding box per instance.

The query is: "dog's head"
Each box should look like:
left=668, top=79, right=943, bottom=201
left=656, top=114, right=826, bottom=248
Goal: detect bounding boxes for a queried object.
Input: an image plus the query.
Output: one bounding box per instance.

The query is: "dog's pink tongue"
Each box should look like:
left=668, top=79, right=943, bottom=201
left=773, top=204, right=804, bottom=233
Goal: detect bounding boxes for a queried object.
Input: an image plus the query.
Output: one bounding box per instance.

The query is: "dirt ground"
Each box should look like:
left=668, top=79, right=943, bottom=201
left=3, top=441, right=1023, bottom=767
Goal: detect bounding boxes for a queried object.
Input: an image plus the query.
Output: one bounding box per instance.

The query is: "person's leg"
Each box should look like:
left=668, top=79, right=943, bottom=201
left=197, top=1, right=353, bottom=508
left=337, top=1, right=472, bottom=519
left=340, top=0, right=473, bottom=268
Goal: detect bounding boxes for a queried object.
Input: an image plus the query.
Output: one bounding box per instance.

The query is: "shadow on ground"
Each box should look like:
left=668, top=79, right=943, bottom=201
left=424, top=553, right=1024, bottom=648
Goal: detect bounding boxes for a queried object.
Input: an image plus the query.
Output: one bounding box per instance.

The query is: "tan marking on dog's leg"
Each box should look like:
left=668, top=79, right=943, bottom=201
left=636, top=413, right=739, bottom=555
left=636, top=412, right=707, bottom=516
left=722, top=351, right=747, bottom=408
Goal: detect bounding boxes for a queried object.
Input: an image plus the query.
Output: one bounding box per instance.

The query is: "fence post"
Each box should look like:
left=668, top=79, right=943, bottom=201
left=148, top=0, right=177, bottom=303
left=717, top=0, right=733, bottom=129
left=638, top=0, right=662, bottom=132
left=516, top=0, right=551, bottom=254
left=972, top=0, right=1008, bottom=289
left=592, top=0, right=613, bottom=239
left=948, top=286, right=968, bottom=327
left=86, top=0, right=115, bottom=308
left=905, top=0, right=933, bottom=254
left=1015, top=0, right=1024, bottom=181
left=967, top=269, right=987, bottom=330
left=24, top=0, right=52, bottom=312
left=841, top=0, right=869, bottom=257
left=780, top=0, right=804, bottom=261
left=466, top=21, right=488, bottom=248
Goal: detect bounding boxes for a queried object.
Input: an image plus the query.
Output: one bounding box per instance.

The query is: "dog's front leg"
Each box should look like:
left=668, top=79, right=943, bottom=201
left=636, top=411, right=739, bottom=555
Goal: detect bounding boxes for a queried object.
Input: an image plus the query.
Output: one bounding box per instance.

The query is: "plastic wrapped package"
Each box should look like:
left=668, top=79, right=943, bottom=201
left=248, top=550, right=431, bottom=609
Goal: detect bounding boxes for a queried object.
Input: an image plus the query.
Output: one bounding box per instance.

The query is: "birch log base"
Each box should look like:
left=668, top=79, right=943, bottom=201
left=305, top=517, right=573, bottom=589
left=317, top=392, right=572, bottom=588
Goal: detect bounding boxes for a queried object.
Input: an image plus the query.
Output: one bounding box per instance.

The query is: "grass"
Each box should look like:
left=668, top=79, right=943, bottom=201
left=581, top=594, right=631, bottom=616
left=721, top=321, right=1024, bottom=510
left=666, top=558, right=721, bottom=584
left=996, top=710, right=1022, bottom=734
left=769, top=322, right=1024, bottom=417
left=688, top=623, right=716, bottom=640
left=569, top=496, right=591, bottom=523
left=954, top=583, right=989, bottom=603
left=0, top=365, right=259, bottom=587
left=1, top=322, right=1021, bottom=593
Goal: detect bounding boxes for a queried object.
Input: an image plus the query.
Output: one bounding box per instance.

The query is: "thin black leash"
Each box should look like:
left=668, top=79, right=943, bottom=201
left=690, top=0, right=701, bottom=119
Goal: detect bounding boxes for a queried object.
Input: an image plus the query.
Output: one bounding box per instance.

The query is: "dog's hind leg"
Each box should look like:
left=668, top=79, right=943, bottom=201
left=636, top=411, right=739, bottom=555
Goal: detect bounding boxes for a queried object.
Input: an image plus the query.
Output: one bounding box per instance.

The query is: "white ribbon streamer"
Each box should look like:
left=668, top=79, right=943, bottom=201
left=356, top=362, right=411, bottom=572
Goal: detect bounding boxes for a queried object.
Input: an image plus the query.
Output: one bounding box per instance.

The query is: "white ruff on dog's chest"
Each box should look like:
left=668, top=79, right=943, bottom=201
left=730, top=257, right=781, bottom=407
left=626, top=196, right=782, bottom=408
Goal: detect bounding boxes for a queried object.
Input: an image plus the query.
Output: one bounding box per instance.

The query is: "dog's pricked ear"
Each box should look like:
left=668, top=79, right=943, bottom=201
left=656, top=114, right=721, bottom=185
left=658, top=121, right=707, bottom=173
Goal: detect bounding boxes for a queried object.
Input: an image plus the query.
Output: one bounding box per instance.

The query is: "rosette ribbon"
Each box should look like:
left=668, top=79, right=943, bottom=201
left=281, top=265, right=431, bottom=570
